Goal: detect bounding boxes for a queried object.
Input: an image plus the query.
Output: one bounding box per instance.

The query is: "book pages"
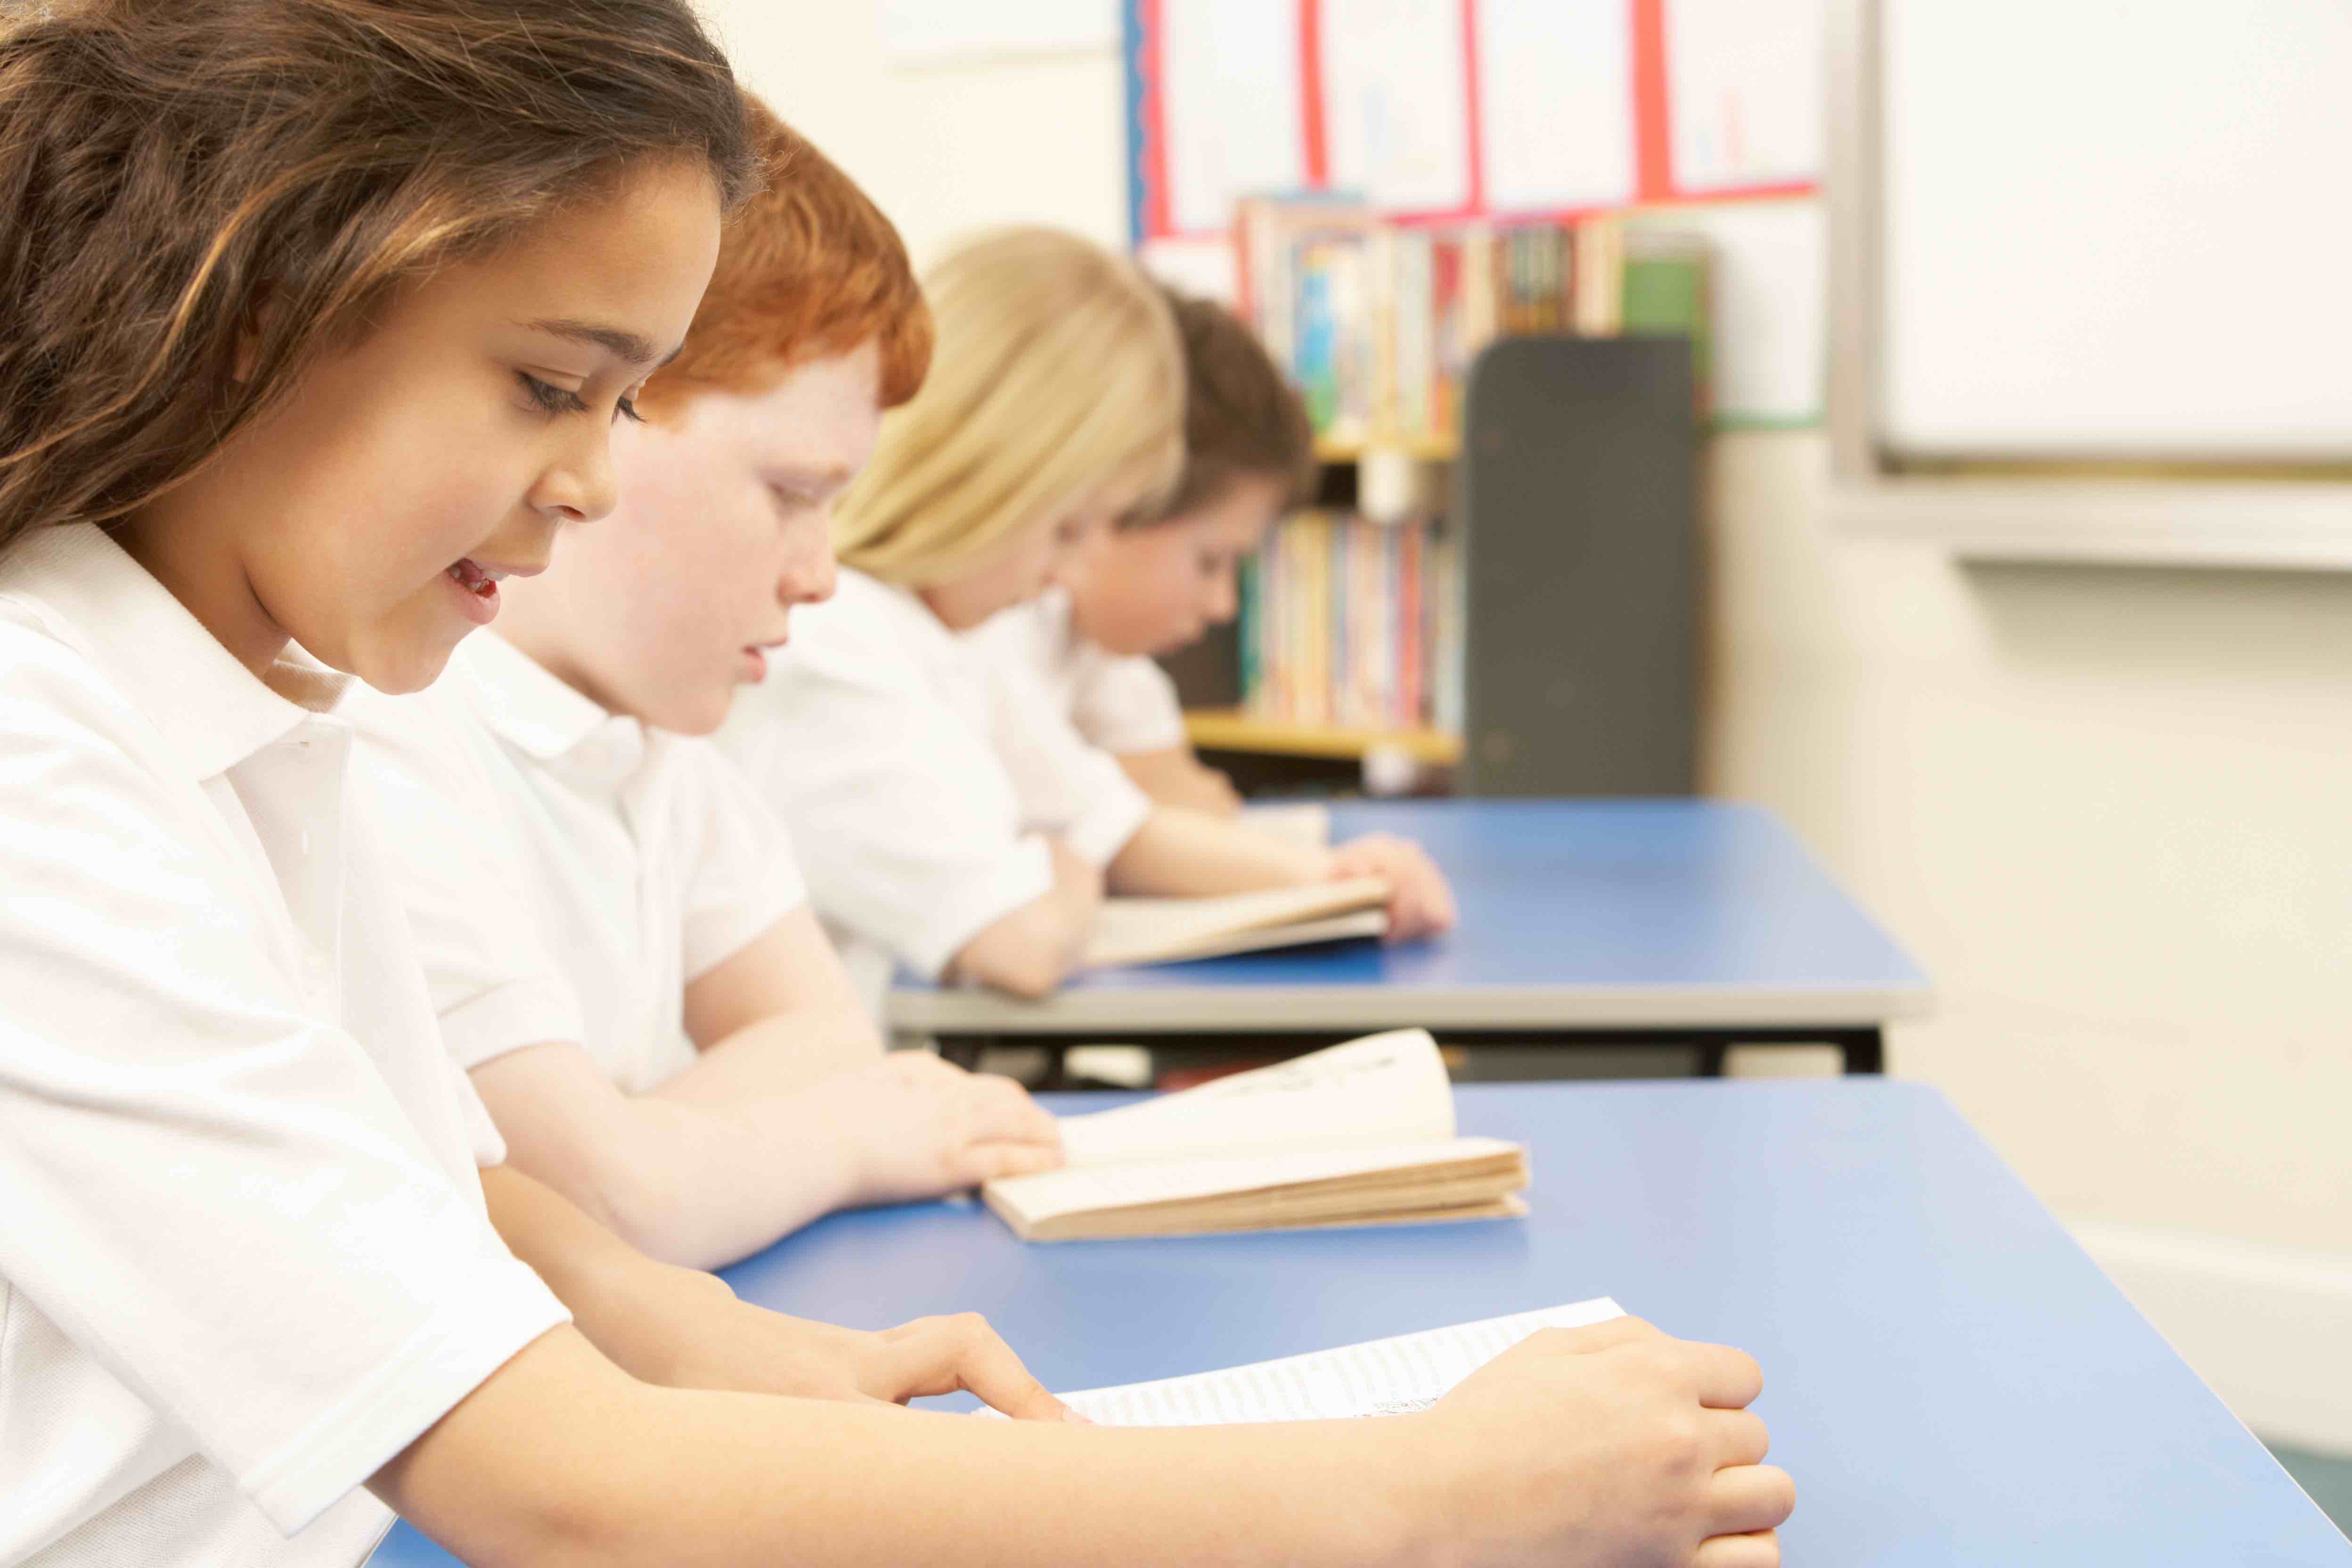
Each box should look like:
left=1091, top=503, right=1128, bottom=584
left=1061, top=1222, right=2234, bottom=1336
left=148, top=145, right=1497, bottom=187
left=986, top=1300, right=1624, bottom=1425
left=988, top=1136, right=1522, bottom=1230
left=1055, top=1029, right=1454, bottom=1168
left=1085, top=875, right=1389, bottom=971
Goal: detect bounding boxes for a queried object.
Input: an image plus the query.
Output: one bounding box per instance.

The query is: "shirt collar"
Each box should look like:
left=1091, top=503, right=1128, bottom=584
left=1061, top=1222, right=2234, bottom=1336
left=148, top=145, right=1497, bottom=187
left=449, top=629, right=637, bottom=764
left=0, top=523, right=351, bottom=779
left=839, top=565, right=964, bottom=662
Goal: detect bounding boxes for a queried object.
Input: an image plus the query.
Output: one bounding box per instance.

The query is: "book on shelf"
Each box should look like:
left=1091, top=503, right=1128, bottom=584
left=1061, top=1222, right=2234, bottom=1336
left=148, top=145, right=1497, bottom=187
left=1236, top=510, right=1460, bottom=735
left=981, top=1029, right=1531, bottom=1242
left=978, top=1299, right=1625, bottom=1424
left=1084, top=875, right=1389, bottom=971
left=1236, top=198, right=1704, bottom=448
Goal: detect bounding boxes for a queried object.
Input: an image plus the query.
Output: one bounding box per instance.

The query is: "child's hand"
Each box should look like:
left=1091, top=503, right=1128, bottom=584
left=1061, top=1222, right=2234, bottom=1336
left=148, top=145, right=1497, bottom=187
left=1328, top=832, right=1457, bottom=942
left=1408, top=1315, right=1792, bottom=1566
left=642, top=1270, right=1075, bottom=1421
left=808, top=1051, right=1065, bottom=1206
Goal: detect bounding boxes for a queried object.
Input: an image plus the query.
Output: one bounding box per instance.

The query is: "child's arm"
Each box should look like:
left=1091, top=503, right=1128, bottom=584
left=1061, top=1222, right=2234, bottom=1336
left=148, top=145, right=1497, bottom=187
left=475, top=1161, right=1066, bottom=1413
left=1117, top=745, right=1244, bottom=816
left=471, top=1039, right=1063, bottom=1271
left=674, top=906, right=885, bottom=1094
left=1109, top=809, right=1458, bottom=942
left=372, top=1314, right=1792, bottom=1568
left=948, top=835, right=1105, bottom=998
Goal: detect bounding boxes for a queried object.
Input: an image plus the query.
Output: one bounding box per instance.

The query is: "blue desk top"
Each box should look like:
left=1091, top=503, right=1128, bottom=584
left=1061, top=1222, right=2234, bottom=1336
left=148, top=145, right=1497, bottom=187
left=888, top=798, right=1932, bottom=1033
left=376, top=1080, right=2344, bottom=1566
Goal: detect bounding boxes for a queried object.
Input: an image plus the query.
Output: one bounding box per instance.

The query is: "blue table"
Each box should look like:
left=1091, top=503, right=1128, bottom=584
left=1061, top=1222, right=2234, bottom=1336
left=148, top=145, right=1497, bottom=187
left=891, top=799, right=1930, bottom=1073
left=374, top=1080, right=2344, bottom=1566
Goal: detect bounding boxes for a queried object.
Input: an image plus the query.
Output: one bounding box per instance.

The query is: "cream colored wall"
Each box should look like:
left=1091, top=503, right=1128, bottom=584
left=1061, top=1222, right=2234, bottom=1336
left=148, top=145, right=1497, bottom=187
left=699, top=0, right=1127, bottom=265
left=1709, top=431, right=2352, bottom=1256
left=706, top=2, right=2352, bottom=1444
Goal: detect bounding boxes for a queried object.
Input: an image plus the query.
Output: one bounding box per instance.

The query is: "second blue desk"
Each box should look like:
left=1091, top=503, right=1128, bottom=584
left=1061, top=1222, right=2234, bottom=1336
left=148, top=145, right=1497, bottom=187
left=891, top=798, right=1930, bottom=1074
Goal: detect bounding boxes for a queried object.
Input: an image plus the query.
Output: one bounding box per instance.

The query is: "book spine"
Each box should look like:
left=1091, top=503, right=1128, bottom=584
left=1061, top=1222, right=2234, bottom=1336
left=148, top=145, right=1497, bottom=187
left=1236, top=551, right=1260, bottom=710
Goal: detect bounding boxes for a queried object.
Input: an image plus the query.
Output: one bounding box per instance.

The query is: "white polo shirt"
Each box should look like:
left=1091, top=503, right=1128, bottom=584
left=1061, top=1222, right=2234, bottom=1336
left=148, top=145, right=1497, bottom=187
left=0, top=525, right=568, bottom=1568
left=344, top=633, right=809, bottom=1092
left=718, top=568, right=1151, bottom=1011
left=971, top=586, right=1187, bottom=755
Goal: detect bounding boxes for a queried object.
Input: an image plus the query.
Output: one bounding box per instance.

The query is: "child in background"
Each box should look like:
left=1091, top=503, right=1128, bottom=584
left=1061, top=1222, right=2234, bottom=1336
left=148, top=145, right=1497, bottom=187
left=346, top=102, right=1062, bottom=1273
left=0, top=5, right=1789, bottom=1563
left=724, top=229, right=1456, bottom=1008
left=978, top=285, right=1317, bottom=818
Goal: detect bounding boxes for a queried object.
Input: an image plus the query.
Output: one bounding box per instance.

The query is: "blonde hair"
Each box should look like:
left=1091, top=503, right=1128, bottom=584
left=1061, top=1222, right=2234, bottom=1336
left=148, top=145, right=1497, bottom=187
left=835, top=227, right=1184, bottom=585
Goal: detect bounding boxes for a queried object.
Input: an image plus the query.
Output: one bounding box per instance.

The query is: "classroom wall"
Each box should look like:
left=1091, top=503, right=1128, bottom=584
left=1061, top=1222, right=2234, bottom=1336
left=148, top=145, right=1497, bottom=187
left=705, top=1, right=2352, bottom=1452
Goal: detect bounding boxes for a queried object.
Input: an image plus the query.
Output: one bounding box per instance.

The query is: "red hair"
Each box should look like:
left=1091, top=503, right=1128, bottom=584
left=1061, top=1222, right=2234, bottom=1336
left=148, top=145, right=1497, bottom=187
left=640, top=98, right=930, bottom=417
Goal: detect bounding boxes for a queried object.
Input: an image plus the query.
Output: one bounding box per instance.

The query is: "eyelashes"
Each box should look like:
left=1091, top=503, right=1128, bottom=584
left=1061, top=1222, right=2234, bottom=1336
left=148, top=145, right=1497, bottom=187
left=518, top=371, right=645, bottom=425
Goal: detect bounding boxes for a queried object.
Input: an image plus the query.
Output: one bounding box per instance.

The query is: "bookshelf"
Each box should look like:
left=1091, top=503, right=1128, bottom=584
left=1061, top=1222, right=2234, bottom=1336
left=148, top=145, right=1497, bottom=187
left=1166, top=198, right=1707, bottom=788
left=1311, top=433, right=1459, bottom=464
left=1182, top=709, right=1464, bottom=767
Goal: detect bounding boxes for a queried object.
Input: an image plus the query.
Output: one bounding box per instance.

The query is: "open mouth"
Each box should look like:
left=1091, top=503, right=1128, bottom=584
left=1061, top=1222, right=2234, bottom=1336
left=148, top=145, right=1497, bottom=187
left=447, top=558, right=500, bottom=598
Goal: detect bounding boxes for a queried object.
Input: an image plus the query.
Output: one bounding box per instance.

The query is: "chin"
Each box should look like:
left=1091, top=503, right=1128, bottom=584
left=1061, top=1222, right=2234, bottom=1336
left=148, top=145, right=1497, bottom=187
left=653, top=691, right=732, bottom=738
left=351, top=629, right=466, bottom=696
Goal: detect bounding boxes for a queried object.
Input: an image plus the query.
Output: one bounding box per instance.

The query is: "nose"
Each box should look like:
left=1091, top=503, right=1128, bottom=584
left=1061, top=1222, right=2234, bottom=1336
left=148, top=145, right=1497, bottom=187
left=782, top=540, right=837, bottom=606
left=1205, top=562, right=1239, bottom=624
left=528, top=425, right=620, bottom=525
left=780, top=513, right=839, bottom=605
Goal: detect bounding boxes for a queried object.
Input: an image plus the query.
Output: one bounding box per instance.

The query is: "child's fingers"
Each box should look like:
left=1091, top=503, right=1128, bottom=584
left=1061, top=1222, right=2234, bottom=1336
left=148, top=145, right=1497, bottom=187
left=956, top=1140, right=1065, bottom=1185
left=874, top=1313, right=1069, bottom=1421
left=1707, top=1407, right=1771, bottom=1469
left=964, top=1074, right=1063, bottom=1146
left=1704, top=1466, right=1796, bottom=1538
left=1684, top=1343, right=1765, bottom=1409
left=1693, top=1529, right=1782, bottom=1568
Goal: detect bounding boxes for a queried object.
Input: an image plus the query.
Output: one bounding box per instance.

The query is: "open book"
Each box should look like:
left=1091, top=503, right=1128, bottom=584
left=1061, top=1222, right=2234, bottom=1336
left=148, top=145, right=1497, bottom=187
left=983, top=1298, right=1623, bottom=1423
left=981, top=1029, right=1529, bottom=1241
left=1084, top=874, right=1389, bottom=969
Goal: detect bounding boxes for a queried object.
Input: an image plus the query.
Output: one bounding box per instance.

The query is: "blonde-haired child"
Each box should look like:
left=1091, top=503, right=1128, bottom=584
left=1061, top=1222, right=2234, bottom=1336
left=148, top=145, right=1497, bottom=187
left=724, top=229, right=1455, bottom=1005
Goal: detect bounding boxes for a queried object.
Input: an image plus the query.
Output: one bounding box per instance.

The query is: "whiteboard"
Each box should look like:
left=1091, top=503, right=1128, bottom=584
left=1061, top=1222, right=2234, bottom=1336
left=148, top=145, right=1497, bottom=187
left=1876, top=0, right=2352, bottom=462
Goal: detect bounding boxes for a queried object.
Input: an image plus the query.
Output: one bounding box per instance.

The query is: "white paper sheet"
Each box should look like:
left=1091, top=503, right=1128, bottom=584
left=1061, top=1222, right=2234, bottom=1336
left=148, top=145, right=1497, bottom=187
left=1663, top=0, right=1823, bottom=193
left=1321, top=0, right=1473, bottom=212
left=1476, top=0, right=1637, bottom=213
left=1040, top=1299, right=1626, bottom=1424
left=1162, top=0, right=1308, bottom=234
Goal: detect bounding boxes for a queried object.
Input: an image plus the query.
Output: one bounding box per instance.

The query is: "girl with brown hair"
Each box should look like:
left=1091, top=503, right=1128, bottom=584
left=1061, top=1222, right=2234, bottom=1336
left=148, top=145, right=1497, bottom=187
left=0, top=4, right=1788, bottom=1565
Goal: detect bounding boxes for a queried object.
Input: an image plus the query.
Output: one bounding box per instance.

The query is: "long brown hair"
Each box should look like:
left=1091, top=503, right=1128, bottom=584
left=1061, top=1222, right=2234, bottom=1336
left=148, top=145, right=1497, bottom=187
left=0, top=0, right=753, bottom=560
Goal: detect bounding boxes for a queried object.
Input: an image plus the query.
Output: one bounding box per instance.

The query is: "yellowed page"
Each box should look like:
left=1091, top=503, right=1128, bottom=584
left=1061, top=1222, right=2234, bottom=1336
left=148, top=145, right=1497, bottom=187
left=986, top=1135, right=1519, bottom=1232
left=1053, top=1029, right=1455, bottom=1168
left=1085, top=874, right=1388, bottom=969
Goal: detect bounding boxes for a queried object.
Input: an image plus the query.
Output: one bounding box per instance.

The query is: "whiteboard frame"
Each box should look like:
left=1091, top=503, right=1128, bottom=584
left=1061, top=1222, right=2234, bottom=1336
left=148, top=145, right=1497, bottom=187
left=1823, top=0, right=2352, bottom=572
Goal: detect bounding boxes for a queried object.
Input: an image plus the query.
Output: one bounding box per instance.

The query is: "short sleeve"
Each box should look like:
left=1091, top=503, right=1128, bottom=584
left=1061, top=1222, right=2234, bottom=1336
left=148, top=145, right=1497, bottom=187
left=986, top=659, right=1153, bottom=868
left=722, top=619, right=1054, bottom=982
left=0, top=631, right=567, bottom=1535
left=668, top=737, right=811, bottom=982
left=1069, top=647, right=1188, bottom=755
left=346, top=685, right=587, bottom=1071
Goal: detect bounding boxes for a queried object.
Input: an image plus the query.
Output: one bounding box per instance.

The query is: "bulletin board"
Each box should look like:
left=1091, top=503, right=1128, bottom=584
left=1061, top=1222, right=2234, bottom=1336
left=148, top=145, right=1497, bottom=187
left=1123, top=0, right=1828, bottom=424
left=1123, top=0, right=1820, bottom=244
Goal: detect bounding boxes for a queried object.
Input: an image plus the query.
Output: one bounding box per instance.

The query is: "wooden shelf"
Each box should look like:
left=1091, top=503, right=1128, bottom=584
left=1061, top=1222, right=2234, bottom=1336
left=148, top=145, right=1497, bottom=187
left=1313, top=432, right=1460, bottom=464
left=1184, top=708, right=1464, bottom=766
